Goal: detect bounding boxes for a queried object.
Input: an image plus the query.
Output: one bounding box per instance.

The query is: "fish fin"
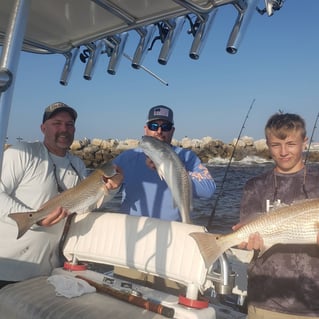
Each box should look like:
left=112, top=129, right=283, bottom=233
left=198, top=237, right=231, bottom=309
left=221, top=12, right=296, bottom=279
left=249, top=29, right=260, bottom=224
left=156, top=163, right=165, bottom=181
left=190, top=232, right=229, bottom=268
left=8, top=212, right=36, bottom=239
left=96, top=196, right=105, bottom=209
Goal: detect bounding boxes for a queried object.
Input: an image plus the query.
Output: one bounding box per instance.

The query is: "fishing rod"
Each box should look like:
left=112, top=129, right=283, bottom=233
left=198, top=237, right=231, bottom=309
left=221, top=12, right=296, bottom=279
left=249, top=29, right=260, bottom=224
left=206, top=98, right=255, bottom=230
left=76, top=275, right=175, bottom=318
left=304, top=111, right=319, bottom=165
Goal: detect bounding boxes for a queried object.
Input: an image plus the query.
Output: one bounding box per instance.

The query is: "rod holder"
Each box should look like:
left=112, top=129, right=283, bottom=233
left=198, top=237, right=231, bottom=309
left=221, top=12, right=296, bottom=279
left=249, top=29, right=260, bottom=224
left=59, top=47, right=79, bottom=86
left=226, top=0, right=259, bottom=54
left=83, top=41, right=104, bottom=80
left=132, top=25, right=156, bottom=69
left=158, top=16, right=186, bottom=65
left=189, top=10, right=218, bottom=60
left=207, top=253, right=236, bottom=295
left=106, top=32, right=129, bottom=75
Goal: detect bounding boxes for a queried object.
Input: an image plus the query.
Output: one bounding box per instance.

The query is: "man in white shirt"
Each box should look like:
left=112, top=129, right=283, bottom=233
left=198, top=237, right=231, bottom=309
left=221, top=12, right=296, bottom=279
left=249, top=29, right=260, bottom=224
left=0, top=102, right=121, bottom=287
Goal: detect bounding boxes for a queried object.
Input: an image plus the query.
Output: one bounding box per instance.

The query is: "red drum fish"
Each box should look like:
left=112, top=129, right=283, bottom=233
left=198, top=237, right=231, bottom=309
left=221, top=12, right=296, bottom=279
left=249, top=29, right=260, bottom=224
left=9, top=161, right=117, bottom=239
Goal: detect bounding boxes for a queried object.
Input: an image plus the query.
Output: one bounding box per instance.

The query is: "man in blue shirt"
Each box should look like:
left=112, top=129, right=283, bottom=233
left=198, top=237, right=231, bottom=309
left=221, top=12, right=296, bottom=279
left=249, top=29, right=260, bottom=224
left=113, top=105, right=216, bottom=221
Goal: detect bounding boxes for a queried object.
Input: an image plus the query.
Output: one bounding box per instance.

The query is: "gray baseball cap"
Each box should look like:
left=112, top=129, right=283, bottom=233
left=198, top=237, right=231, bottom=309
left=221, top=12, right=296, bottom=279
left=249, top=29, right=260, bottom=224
left=42, top=102, right=77, bottom=123
left=147, top=105, right=174, bottom=124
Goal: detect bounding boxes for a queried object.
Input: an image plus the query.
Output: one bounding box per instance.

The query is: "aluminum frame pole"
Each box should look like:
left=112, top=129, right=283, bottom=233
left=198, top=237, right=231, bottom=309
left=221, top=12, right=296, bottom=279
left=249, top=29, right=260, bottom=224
left=0, top=0, right=31, bottom=174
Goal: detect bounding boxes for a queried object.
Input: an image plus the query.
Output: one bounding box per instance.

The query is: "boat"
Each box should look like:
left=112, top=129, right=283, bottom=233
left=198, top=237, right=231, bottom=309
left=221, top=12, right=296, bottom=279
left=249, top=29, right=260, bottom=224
left=0, top=1, right=284, bottom=318
left=0, top=211, right=253, bottom=318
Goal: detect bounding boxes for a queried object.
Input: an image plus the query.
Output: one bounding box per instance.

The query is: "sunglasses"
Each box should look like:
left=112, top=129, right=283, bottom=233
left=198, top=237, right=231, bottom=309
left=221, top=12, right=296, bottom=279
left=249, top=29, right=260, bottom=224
left=147, top=122, right=173, bottom=132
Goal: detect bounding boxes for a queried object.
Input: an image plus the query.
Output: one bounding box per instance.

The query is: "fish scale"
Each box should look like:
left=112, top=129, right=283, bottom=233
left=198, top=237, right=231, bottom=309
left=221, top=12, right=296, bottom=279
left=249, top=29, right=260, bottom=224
left=44, top=173, right=106, bottom=212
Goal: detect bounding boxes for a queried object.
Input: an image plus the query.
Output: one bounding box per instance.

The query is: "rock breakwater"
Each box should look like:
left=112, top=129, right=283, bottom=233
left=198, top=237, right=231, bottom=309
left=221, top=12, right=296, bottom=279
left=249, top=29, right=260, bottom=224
left=69, top=136, right=267, bottom=168
left=71, top=136, right=319, bottom=168
left=4, top=136, right=319, bottom=168
left=69, top=136, right=319, bottom=168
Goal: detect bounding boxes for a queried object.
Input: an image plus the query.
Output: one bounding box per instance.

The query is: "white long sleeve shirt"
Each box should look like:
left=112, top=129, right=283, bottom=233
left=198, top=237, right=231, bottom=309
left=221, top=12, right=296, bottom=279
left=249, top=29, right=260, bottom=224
left=0, top=141, right=87, bottom=281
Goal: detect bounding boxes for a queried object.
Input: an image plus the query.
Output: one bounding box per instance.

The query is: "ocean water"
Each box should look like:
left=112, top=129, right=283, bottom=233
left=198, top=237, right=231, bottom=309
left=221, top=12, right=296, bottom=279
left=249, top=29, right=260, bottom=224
left=196, top=159, right=319, bottom=233
left=193, top=160, right=273, bottom=233
left=103, top=157, right=319, bottom=234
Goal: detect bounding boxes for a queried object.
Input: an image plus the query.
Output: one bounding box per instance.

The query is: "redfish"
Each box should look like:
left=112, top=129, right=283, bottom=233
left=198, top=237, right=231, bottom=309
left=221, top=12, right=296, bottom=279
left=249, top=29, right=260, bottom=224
left=190, top=198, right=319, bottom=267
left=9, top=161, right=117, bottom=239
left=140, top=135, right=192, bottom=223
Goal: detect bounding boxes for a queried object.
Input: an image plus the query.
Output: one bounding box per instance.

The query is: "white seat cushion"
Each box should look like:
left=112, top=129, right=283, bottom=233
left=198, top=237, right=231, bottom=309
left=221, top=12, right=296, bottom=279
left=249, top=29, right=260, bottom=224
left=63, top=212, right=210, bottom=291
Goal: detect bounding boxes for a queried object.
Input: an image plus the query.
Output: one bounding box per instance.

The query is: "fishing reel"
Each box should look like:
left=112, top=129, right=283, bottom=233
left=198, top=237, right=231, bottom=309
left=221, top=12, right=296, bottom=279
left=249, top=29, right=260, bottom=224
left=257, top=0, right=285, bottom=16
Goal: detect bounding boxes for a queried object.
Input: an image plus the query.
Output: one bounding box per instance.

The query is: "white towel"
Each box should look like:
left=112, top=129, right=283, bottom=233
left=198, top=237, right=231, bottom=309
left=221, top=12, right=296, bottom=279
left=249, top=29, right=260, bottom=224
left=47, top=274, right=96, bottom=298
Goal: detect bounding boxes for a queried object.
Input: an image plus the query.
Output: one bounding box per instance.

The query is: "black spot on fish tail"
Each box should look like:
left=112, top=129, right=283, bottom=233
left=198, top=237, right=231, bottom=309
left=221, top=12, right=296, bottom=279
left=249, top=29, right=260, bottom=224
left=8, top=212, right=36, bottom=239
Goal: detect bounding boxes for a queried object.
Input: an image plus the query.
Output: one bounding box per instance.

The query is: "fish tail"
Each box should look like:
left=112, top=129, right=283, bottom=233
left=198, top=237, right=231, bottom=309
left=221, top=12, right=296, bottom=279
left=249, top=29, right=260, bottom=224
left=190, top=232, right=231, bottom=268
left=8, top=212, right=35, bottom=239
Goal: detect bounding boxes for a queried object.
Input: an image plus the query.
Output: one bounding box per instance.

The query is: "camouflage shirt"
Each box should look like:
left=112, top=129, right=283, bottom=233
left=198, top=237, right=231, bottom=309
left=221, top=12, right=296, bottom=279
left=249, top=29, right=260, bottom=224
left=240, top=165, right=319, bottom=316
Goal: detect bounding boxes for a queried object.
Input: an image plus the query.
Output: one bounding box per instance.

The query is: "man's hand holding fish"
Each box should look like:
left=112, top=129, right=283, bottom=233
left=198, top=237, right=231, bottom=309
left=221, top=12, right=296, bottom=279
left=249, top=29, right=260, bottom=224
left=37, top=206, right=69, bottom=227
left=104, top=165, right=123, bottom=191
left=231, top=223, right=265, bottom=251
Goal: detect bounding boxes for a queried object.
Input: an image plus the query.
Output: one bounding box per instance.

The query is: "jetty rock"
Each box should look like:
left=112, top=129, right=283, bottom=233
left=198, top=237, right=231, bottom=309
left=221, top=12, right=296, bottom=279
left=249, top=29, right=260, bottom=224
left=68, top=136, right=268, bottom=168
left=69, top=136, right=319, bottom=168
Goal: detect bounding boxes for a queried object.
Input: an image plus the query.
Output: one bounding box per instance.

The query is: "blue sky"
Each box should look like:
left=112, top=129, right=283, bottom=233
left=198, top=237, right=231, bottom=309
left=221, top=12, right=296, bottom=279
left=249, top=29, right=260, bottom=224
left=4, top=0, right=319, bottom=144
